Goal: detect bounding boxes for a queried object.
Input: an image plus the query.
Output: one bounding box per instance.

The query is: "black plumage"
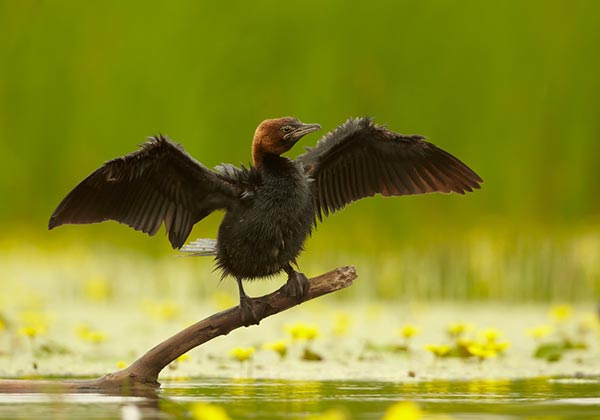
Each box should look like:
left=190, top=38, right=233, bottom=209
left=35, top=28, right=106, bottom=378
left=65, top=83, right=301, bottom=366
left=297, top=118, right=480, bottom=220
left=49, top=116, right=482, bottom=325
left=48, top=137, right=237, bottom=248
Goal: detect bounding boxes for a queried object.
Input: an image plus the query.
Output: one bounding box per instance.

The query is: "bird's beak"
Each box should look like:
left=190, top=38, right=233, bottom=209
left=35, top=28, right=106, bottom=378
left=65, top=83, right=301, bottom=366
left=288, top=123, right=321, bottom=142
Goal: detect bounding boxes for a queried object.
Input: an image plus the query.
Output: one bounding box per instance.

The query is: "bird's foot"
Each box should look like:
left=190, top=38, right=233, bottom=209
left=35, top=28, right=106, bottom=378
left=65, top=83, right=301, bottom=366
left=281, top=271, right=310, bottom=301
left=239, top=295, right=263, bottom=327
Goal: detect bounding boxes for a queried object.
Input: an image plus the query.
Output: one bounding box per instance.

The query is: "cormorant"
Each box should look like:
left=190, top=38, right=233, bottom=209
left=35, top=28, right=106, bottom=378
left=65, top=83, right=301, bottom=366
left=49, top=117, right=482, bottom=325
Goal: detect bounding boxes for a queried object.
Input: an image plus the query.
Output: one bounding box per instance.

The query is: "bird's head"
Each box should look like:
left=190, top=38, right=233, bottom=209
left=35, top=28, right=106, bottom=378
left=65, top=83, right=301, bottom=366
left=252, top=117, right=321, bottom=166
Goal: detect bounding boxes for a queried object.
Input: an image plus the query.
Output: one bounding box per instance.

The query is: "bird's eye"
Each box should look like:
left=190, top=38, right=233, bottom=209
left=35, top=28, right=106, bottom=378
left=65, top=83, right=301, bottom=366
left=281, top=125, right=293, bottom=133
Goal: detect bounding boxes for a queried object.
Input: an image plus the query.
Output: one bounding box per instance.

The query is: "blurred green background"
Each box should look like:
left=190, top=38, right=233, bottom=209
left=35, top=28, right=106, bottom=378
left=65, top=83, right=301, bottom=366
left=1, top=0, right=599, bottom=300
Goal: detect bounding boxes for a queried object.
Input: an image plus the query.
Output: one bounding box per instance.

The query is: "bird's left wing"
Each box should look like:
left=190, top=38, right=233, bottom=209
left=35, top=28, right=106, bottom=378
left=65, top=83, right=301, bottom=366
left=49, top=135, right=241, bottom=248
left=296, top=117, right=483, bottom=221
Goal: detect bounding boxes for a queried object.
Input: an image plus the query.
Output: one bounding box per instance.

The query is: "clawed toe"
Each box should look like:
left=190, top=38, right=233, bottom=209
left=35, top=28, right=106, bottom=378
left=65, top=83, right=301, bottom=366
left=282, top=271, right=310, bottom=300
left=239, top=295, right=262, bottom=326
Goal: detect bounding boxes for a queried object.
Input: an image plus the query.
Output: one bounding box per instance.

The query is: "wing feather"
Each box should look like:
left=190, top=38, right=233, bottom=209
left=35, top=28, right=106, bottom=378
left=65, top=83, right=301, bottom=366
left=357, top=150, right=374, bottom=197
left=49, top=135, right=240, bottom=248
left=353, top=157, right=366, bottom=198
left=323, top=170, right=334, bottom=213
left=150, top=199, right=169, bottom=236
left=164, top=202, right=176, bottom=234
left=421, top=162, right=452, bottom=193
left=333, top=167, right=345, bottom=210
left=414, top=165, right=436, bottom=192
left=340, top=162, right=352, bottom=203
left=296, top=117, right=482, bottom=219
left=391, top=161, right=417, bottom=194
left=380, top=161, right=400, bottom=196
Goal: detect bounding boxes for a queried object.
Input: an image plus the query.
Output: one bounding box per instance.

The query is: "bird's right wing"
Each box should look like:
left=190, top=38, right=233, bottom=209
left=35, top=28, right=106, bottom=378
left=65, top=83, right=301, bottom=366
left=48, top=135, right=240, bottom=249
left=297, top=117, right=482, bottom=221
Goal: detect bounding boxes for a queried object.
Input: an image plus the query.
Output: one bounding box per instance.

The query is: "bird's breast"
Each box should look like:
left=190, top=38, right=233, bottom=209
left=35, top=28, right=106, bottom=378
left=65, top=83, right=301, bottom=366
left=215, top=161, right=314, bottom=279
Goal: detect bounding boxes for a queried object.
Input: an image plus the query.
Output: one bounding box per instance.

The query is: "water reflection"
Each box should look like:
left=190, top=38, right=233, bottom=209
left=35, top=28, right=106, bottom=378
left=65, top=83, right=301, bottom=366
left=162, top=377, right=600, bottom=419
left=0, top=393, right=161, bottom=420
left=0, top=377, right=598, bottom=419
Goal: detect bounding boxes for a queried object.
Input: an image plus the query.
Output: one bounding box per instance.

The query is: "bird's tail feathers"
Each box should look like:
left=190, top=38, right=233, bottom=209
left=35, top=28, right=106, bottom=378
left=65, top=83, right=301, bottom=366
left=180, top=238, right=218, bottom=257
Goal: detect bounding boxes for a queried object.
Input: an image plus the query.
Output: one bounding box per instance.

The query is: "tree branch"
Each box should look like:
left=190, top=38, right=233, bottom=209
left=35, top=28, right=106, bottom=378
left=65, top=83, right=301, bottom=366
left=0, top=266, right=356, bottom=394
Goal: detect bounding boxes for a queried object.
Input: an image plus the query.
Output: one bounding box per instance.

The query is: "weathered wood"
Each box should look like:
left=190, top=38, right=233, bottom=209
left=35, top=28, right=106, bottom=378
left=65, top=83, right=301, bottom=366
left=0, top=266, right=356, bottom=394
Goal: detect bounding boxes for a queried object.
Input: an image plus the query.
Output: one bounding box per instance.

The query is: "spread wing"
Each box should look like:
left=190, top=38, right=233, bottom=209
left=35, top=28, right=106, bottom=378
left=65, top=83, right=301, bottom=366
left=49, top=135, right=240, bottom=248
left=296, top=117, right=483, bottom=221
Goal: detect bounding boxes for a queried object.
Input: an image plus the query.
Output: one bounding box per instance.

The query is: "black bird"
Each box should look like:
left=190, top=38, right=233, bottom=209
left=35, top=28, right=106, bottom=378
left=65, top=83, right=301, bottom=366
left=49, top=117, right=482, bottom=324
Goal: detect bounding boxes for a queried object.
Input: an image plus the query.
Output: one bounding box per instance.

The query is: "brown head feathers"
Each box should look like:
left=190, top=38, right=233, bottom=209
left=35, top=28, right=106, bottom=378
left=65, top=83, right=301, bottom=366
left=252, top=117, right=321, bottom=166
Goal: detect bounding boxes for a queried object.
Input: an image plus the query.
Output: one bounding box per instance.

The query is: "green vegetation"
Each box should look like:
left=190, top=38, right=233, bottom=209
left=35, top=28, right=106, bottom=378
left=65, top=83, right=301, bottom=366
left=1, top=0, right=600, bottom=248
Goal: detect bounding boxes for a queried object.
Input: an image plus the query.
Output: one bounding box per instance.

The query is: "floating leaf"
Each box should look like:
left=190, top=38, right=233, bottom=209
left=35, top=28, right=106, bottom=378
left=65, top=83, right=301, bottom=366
left=534, top=342, right=566, bottom=362
left=302, top=347, right=323, bottom=361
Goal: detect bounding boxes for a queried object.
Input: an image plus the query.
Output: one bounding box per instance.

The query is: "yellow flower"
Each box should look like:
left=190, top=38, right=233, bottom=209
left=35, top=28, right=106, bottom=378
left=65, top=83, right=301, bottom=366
left=382, top=401, right=422, bottom=420
left=305, top=408, right=348, bottom=420
left=285, top=322, right=320, bottom=341
left=76, top=324, right=91, bottom=339
left=229, top=346, right=255, bottom=362
left=18, top=311, right=50, bottom=338
left=169, top=353, right=191, bottom=371
left=83, top=277, right=112, bottom=302
left=526, top=325, right=553, bottom=340
left=447, top=322, right=474, bottom=338
left=116, top=361, right=127, bottom=369
left=177, top=353, right=191, bottom=363
left=549, top=304, right=573, bottom=322
left=190, top=402, right=232, bottom=420
left=19, top=326, right=42, bottom=338
left=491, top=341, right=511, bottom=353
left=424, top=344, right=451, bottom=357
left=467, top=343, right=498, bottom=360
left=143, top=300, right=181, bottom=322
left=398, top=324, right=421, bottom=339
left=480, top=327, right=502, bottom=343
left=465, top=335, right=510, bottom=360
left=262, top=340, right=288, bottom=358
left=456, top=337, right=475, bottom=347
left=86, top=330, right=107, bottom=344
left=75, top=324, right=107, bottom=344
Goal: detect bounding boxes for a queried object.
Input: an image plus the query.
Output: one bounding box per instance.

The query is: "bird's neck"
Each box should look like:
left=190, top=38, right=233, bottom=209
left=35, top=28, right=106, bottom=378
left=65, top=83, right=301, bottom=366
left=251, top=141, right=267, bottom=167
left=252, top=141, right=284, bottom=168
left=253, top=151, right=296, bottom=177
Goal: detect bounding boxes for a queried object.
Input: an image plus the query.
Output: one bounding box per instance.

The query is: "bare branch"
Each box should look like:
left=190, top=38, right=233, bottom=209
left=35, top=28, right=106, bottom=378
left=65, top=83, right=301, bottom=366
left=0, top=266, right=357, bottom=394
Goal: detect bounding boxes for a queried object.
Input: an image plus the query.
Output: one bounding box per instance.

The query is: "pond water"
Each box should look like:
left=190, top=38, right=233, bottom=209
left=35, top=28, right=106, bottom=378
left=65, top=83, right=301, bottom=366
left=0, top=376, right=598, bottom=420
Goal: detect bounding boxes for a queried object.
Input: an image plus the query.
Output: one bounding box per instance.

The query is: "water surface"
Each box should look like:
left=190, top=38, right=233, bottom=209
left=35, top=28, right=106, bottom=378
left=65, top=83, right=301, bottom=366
left=1, top=377, right=598, bottom=419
